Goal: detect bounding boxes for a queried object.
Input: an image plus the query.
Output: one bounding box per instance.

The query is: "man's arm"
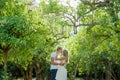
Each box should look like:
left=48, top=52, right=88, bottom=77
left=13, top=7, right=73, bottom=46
left=51, top=57, right=64, bottom=66
left=51, top=57, right=59, bottom=65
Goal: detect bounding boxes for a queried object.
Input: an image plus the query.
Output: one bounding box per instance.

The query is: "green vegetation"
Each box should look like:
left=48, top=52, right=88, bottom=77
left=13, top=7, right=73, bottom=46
left=0, top=0, right=120, bottom=80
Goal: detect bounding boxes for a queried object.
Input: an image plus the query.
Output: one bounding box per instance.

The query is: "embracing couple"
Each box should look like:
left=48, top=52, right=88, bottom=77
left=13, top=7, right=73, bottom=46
left=50, top=46, right=68, bottom=80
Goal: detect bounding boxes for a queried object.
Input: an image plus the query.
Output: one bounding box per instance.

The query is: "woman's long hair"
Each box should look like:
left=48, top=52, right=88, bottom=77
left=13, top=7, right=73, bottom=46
left=63, top=50, right=68, bottom=63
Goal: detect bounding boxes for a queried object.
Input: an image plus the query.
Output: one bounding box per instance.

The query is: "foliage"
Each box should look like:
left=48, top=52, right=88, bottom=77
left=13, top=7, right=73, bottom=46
left=0, top=0, right=120, bottom=80
left=64, top=0, right=120, bottom=79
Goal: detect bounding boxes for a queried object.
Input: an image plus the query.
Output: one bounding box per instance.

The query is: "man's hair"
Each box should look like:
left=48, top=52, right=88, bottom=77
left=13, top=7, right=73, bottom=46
left=57, top=46, right=62, bottom=51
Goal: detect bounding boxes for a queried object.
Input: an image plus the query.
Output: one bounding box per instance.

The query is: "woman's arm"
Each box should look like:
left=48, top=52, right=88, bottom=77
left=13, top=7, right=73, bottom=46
left=55, top=54, right=65, bottom=60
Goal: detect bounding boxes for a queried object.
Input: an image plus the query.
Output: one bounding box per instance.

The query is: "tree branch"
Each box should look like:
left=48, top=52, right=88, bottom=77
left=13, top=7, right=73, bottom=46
left=51, top=35, right=70, bottom=46
left=65, top=16, right=75, bottom=25
left=76, top=22, right=100, bottom=27
left=81, top=0, right=112, bottom=8
left=56, top=36, right=69, bottom=41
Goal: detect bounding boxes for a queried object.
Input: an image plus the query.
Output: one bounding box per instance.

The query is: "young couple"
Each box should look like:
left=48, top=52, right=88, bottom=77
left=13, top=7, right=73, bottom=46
left=50, top=47, right=68, bottom=80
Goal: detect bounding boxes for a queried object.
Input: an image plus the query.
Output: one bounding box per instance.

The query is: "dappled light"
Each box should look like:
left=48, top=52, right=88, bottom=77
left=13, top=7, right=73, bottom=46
left=0, top=0, right=120, bottom=80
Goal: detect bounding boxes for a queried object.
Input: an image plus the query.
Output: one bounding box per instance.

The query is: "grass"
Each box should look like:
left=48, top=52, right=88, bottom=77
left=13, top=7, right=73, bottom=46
left=13, top=78, right=36, bottom=80
left=13, top=77, right=106, bottom=80
left=75, top=78, right=84, bottom=80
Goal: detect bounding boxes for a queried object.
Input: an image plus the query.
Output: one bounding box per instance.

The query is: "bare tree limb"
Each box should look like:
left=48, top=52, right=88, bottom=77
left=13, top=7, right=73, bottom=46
left=65, top=12, right=76, bottom=22
left=76, top=22, right=100, bottom=27
left=56, top=36, right=69, bottom=41
left=81, top=0, right=112, bottom=8
left=51, top=35, right=70, bottom=46
left=65, top=16, right=75, bottom=25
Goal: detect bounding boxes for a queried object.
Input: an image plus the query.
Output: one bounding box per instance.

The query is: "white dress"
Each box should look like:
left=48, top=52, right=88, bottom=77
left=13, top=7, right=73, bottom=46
left=55, top=60, right=67, bottom=80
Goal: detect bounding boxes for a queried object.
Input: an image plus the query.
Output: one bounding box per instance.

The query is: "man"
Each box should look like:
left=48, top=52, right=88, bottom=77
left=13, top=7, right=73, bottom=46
left=50, top=46, right=63, bottom=80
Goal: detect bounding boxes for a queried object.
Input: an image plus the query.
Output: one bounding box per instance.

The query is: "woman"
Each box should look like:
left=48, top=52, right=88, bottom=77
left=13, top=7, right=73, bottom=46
left=55, top=50, right=68, bottom=80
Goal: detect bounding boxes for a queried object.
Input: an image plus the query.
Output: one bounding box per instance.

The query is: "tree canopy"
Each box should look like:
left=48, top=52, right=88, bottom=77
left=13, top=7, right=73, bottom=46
left=0, top=0, right=120, bottom=80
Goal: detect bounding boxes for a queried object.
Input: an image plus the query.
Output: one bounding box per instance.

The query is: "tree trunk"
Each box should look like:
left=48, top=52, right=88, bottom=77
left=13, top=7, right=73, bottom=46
left=22, top=64, right=33, bottom=80
left=0, top=44, right=11, bottom=80
left=73, top=26, right=77, bottom=34
left=24, top=71, right=32, bottom=80
left=103, top=59, right=111, bottom=80
left=105, top=64, right=111, bottom=80
left=35, top=61, right=45, bottom=80
left=36, top=68, right=44, bottom=80
left=98, top=72, right=104, bottom=80
left=35, top=67, right=44, bottom=80
left=3, top=51, right=8, bottom=80
left=85, top=74, right=92, bottom=80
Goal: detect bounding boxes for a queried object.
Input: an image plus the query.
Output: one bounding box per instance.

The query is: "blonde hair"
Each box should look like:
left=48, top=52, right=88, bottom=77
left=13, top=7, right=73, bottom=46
left=63, top=50, right=68, bottom=63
